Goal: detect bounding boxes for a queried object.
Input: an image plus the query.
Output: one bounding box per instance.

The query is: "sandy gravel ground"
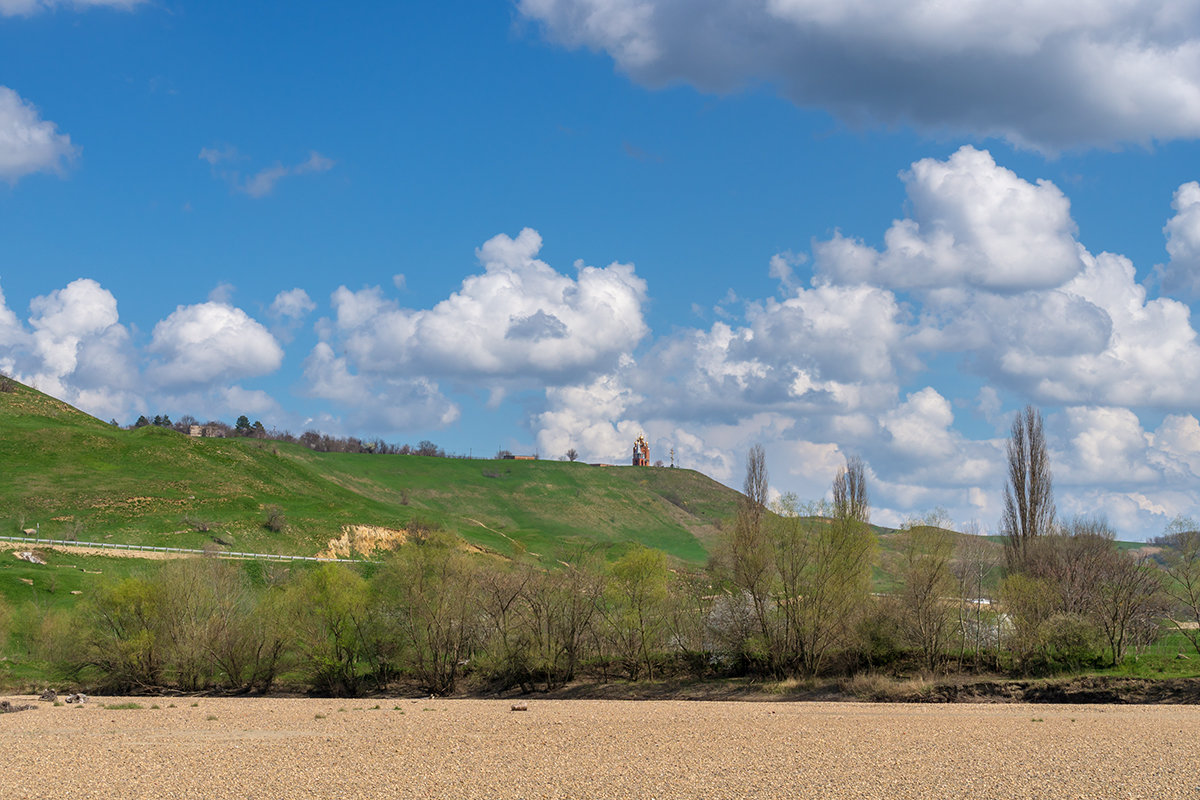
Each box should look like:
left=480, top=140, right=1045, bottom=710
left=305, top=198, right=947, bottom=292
left=2, top=697, right=1197, bottom=799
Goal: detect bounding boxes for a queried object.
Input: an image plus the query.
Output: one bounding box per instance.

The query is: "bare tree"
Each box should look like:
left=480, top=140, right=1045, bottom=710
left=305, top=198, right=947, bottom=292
left=1027, top=515, right=1116, bottom=615
left=742, top=444, right=769, bottom=518
left=1001, top=405, right=1055, bottom=571
left=999, top=572, right=1058, bottom=670
left=599, top=546, right=670, bottom=681
left=477, top=564, right=534, bottom=691
left=832, top=455, right=870, bottom=524
left=1156, top=516, right=1200, bottom=654
left=1005, top=516, right=1163, bottom=669
left=727, top=444, right=775, bottom=664
left=665, top=571, right=714, bottom=674
left=1092, top=550, right=1165, bottom=666
left=896, top=524, right=957, bottom=672
left=522, top=555, right=603, bottom=690
left=285, top=563, right=372, bottom=696
left=771, top=493, right=874, bottom=676
left=374, top=537, right=482, bottom=695
left=951, top=527, right=1000, bottom=670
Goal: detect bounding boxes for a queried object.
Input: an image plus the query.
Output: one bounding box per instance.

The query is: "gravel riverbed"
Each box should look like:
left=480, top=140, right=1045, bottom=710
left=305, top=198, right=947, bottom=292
left=2, top=696, right=1197, bottom=799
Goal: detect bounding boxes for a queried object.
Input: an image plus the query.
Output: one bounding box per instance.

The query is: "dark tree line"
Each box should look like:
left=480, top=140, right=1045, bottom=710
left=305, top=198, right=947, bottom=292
left=126, top=412, right=452, bottom=457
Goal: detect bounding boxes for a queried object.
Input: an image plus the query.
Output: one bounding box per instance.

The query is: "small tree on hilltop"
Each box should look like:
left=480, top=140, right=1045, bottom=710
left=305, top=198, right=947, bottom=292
left=416, top=440, right=444, bottom=457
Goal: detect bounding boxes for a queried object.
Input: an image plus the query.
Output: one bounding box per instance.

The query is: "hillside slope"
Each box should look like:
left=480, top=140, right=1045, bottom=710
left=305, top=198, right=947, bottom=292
left=0, top=379, right=739, bottom=564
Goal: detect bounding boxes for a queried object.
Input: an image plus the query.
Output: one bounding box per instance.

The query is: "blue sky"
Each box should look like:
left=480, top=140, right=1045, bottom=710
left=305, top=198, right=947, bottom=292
left=4, top=1, right=1200, bottom=539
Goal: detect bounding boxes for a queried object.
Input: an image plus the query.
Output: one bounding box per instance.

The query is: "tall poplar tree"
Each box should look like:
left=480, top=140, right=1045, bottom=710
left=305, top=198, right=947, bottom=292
left=1002, top=405, right=1055, bottom=571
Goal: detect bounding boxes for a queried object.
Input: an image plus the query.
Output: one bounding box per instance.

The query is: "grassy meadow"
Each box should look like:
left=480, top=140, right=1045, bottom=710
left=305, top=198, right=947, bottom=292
left=0, top=379, right=737, bottom=564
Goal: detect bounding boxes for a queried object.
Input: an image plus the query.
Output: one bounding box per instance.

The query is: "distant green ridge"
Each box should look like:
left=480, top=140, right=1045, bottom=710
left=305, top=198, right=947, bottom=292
left=0, top=378, right=741, bottom=565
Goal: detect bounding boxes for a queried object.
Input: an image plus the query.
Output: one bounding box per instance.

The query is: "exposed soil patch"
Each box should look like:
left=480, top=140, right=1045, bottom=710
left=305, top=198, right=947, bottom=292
left=495, top=675, right=1200, bottom=705
left=318, top=525, right=407, bottom=559
left=923, top=676, right=1200, bottom=704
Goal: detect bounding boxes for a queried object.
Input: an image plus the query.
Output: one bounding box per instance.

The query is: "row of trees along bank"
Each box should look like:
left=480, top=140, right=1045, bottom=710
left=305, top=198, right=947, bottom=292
left=4, top=406, right=1200, bottom=695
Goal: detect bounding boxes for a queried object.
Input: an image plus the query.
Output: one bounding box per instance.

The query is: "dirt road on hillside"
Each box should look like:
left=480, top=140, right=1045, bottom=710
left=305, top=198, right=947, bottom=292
left=0, top=541, right=181, bottom=560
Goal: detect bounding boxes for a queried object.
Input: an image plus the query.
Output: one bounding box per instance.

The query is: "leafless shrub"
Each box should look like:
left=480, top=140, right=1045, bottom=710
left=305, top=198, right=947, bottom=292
left=264, top=505, right=287, bottom=532
left=404, top=517, right=442, bottom=543
left=839, top=672, right=933, bottom=702
left=183, top=515, right=212, bottom=533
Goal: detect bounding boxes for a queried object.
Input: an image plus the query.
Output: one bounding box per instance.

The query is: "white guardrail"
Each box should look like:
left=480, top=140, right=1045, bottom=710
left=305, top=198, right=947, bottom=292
left=0, top=535, right=367, bottom=563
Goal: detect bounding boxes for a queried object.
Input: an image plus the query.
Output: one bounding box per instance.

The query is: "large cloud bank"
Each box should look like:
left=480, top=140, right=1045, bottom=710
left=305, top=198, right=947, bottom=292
left=530, top=146, right=1200, bottom=536
left=5, top=149, right=1200, bottom=537
left=519, top=0, right=1200, bottom=150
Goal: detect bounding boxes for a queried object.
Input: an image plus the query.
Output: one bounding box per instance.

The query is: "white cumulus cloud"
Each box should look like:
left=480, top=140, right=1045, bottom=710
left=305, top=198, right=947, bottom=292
left=1158, top=181, right=1200, bottom=297
left=0, top=282, right=26, bottom=362
left=534, top=371, right=646, bottom=463
left=302, top=342, right=460, bottom=433
left=620, top=278, right=909, bottom=426
left=0, top=86, right=78, bottom=183
left=325, top=227, right=649, bottom=385
left=983, top=250, right=1200, bottom=408
left=1061, top=406, right=1159, bottom=486
left=270, top=288, right=316, bottom=320
left=814, top=147, right=1082, bottom=291
left=808, top=147, right=1200, bottom=411
left=0, top=279, right=137, bottom=420
left=147, top=302, right=283, bottom=388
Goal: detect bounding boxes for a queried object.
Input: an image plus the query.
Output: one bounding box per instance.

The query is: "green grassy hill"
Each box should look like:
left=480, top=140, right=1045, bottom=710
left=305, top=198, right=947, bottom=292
left=0, top=379, right=740, bottom=565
